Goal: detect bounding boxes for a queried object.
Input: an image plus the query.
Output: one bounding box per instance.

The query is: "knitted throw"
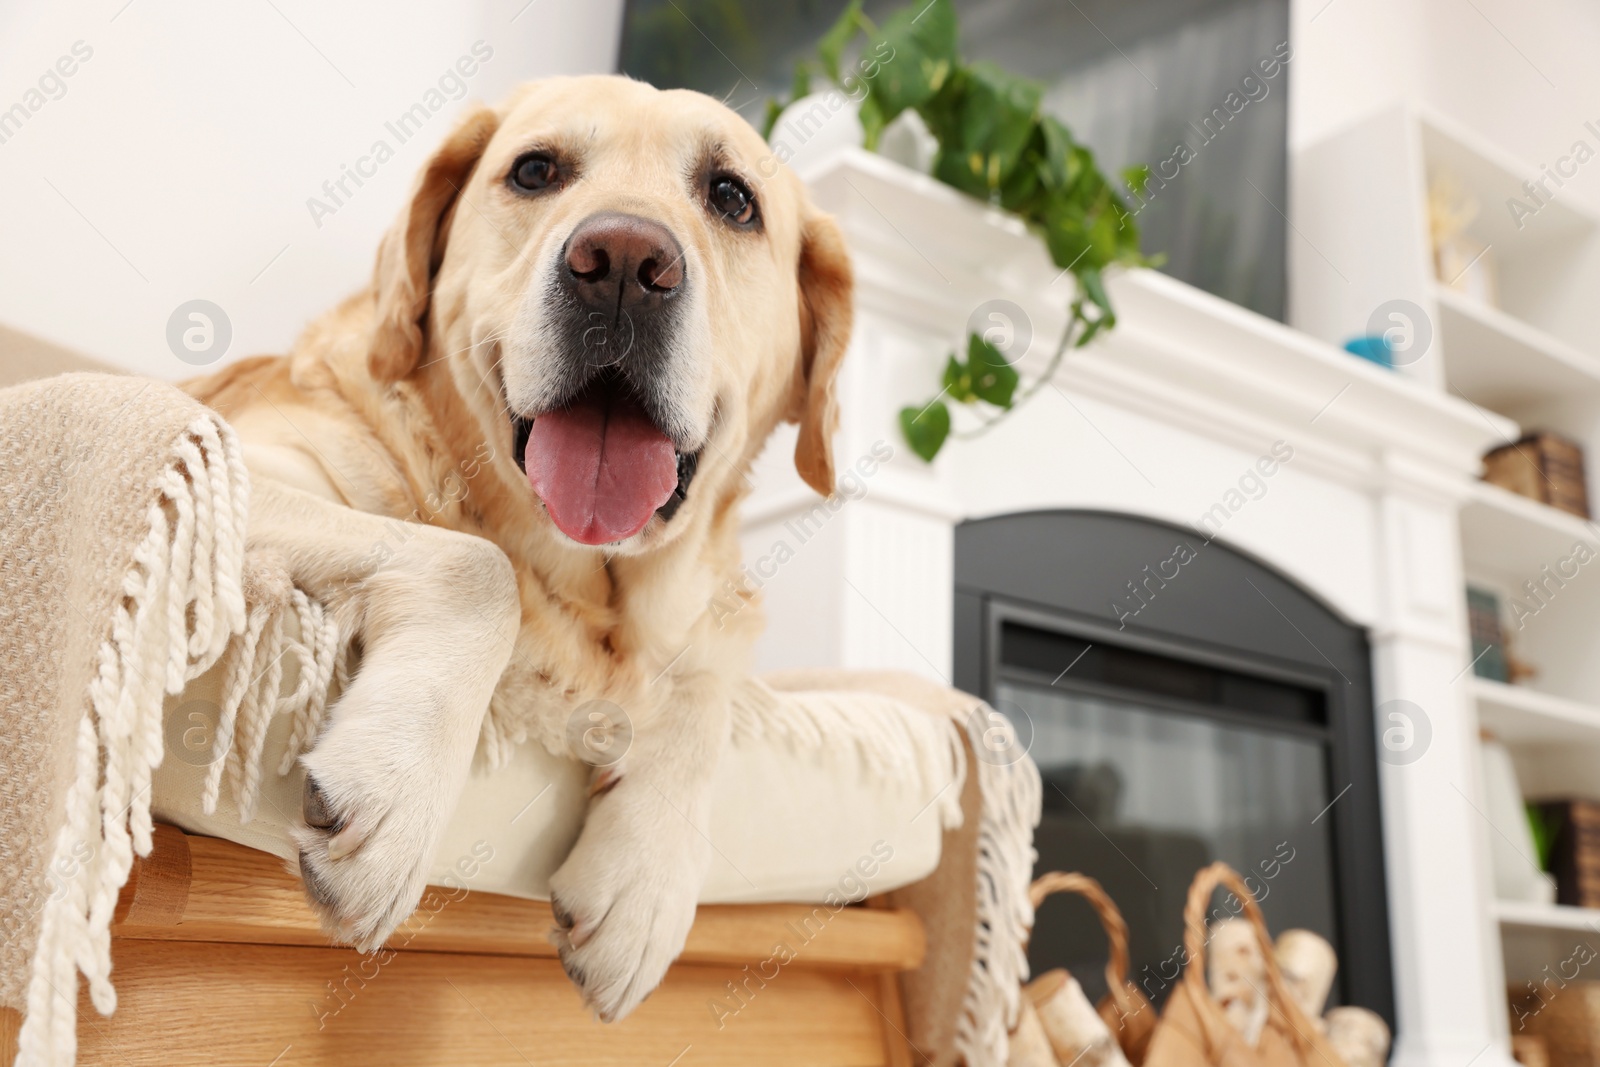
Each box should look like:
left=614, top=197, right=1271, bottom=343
left=0, top=374, right=339, bottom=1065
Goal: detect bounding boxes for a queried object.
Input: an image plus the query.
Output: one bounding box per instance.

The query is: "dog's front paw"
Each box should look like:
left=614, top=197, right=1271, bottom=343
left=291, top=693, right=466, bottom=951
left=547, top=791, right=707, bottom=1021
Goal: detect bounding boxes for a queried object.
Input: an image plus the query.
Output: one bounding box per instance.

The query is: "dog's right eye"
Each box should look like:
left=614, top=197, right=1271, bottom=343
left=510, top=152, right=558, bottom=193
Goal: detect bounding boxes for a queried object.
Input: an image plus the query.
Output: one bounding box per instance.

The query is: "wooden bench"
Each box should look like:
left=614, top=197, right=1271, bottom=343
left=2, top=825, right=925, bottom=1065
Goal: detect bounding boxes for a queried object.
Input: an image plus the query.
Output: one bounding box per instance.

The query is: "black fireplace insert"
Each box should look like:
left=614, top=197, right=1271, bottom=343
left=954, top=509, right=1395, bottom=1027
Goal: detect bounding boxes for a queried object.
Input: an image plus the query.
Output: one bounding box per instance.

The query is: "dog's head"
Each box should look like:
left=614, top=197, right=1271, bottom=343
left=366, top=75, right=852, bottom=552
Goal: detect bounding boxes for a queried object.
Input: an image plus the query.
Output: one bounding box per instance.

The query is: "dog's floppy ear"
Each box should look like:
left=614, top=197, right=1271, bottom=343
left=368, top=107, right=500, bottom=382
left=791, top=211, right=854, bottom=496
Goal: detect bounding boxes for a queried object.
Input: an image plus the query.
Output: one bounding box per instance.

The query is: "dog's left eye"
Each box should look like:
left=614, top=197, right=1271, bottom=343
left=708, top=175, right=757, bottom=227
left=510, top=152, right=558, bottom=193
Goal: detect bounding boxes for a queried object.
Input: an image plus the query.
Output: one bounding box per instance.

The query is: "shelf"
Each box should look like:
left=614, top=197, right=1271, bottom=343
left=1474, top=677, right=1600, bottom=745
left=1496, top=898, right=1600, bottom=933
left=1498, top=900, right=1600, bottom=984
left=1419, top=110, right=1600, bottom=248
left=1459, top=479, right=1598, bottom=579
left=1435, top=284, right=1600, bottom=412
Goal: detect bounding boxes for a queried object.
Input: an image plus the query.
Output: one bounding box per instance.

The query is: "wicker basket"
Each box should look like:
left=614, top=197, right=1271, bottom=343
left=1512, top=982, right=1600, bottom=1067
left=1142, top=863, right=1343, bottom=1067
left=1026, top=872, right=1157, bottom=1064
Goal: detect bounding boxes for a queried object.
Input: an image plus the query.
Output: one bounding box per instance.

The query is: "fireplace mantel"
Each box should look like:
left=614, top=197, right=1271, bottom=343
left=740, top=149, right=1519, bottom=1067
left=799, top=150, right=1508, bottom=477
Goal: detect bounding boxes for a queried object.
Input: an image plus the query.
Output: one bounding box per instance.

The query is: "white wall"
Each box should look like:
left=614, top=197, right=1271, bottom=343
left=0, top=0, right=623, bottom=379
left=1292, top=0, right=1600, bottom=217
left=10, top=0, right=1595, bottom=379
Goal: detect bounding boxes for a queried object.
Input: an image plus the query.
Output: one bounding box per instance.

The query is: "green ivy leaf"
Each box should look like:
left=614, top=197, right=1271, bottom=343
left=859, top=91, right=887, bottom=151
left=1087, top=197, right=1122, bottom=263
left=997, top=125, right=1049, bottom=214
left=925, top=64, right=1040, bottom=200
left=966, top=332, right=1019, bottom=408
left=941, top=353, right=975, bottom=402
left=1040, top=195, right=1094, bottom=273
left=1073, top=269, right=1116, bottom=348
left=1039, top=117, right=1075, bottom=190
left=1080, top=267, right=1112, bottom=323
left=761, top=97, right=785, bottom=140
left=1122, top=163, right=1151, bottom=198
left=960, top=63, right=1039, bottom=181
left=789, top=60, right=813, bottom=102
left=866, top=0, right=958, bottom=121
left=900, top=400, right=951, bottom=462
left=816, top=0, right=862, bottom=86
left=1075, top=310, right=1107, bottom=349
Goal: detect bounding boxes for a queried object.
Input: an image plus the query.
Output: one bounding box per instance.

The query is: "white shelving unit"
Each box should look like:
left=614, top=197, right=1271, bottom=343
left=1295, top=102, right=1600, bottom=1047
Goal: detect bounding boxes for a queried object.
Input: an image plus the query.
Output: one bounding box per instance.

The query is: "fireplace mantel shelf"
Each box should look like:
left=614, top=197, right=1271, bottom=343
left=799, top=148, right=1513, bottom=492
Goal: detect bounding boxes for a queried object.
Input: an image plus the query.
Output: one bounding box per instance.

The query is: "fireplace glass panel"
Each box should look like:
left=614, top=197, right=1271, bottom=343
left=996, top=677, right=1339, bottom=1009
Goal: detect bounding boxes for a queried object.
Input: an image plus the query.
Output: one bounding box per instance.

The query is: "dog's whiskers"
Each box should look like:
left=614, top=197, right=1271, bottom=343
left=416, top=329, right=513, bottom=373
left=472, top=349, right=511, bottom=407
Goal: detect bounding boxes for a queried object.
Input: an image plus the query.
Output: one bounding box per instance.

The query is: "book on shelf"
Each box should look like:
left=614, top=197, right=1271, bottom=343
left=1483, top=432, right=1591, bottom=519
left=1533, top=799, right=1600, bottom=910
left=1466, top=587, right=1509, bottom=683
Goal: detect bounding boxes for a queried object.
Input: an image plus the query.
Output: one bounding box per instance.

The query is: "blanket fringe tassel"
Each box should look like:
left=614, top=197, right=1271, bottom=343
left=729, top=679, right=1042, bottom=1067
left=956, top=709, right=1042, bottom=1067
left=15, top=414, right=341, bottom=1066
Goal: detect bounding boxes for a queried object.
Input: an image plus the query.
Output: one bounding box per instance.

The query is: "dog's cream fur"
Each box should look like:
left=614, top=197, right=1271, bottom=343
left=184, top=76, right=853, bottom=1021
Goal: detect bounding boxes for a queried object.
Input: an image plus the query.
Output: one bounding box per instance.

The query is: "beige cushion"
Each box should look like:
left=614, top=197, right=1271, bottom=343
left=151, top=648, right=948, bottom=905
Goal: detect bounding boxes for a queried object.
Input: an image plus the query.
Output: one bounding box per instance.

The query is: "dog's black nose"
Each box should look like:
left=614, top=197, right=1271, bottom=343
left=561, top=213, right=684, bottom=317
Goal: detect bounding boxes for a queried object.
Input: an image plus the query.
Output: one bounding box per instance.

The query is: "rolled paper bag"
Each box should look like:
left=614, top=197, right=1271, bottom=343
left=1008, top=997, right=1062, bottom=1067
left=1324, top=1006, right=1392, bottom=1067
left=1207, top=917, right=1268, bottom=1046
left=1025, top=969, right=1132, bottom=1067
left=1275, top=929, right=1338, bottom=1027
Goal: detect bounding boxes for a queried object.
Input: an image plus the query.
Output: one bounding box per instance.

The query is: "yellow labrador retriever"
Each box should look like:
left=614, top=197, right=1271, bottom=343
left=185, top=75, right=852, bottom=1021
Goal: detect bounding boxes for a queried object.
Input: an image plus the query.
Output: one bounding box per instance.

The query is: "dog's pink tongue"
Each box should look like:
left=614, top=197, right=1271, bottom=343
left=525, top=396, right=678, bottom=545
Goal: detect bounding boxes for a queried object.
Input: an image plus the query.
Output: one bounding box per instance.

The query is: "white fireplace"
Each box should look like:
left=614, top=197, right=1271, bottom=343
left=739, top=149, right=1517, bottom=1067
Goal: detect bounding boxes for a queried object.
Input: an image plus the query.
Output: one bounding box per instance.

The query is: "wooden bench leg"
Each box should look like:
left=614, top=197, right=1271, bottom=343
left=1, top=1004, right=20, bottom=1063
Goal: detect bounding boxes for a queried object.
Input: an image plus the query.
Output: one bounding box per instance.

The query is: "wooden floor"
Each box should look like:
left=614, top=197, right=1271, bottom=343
left=3, top=826, right=924, bottom=1066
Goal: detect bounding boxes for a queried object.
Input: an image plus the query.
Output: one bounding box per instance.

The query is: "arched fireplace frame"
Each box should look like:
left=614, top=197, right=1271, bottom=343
left=954, top=508, right=1396, bottom=1024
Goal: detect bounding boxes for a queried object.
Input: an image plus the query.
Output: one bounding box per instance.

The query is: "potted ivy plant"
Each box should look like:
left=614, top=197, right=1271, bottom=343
left=765, top=0, right=1155, bottom=460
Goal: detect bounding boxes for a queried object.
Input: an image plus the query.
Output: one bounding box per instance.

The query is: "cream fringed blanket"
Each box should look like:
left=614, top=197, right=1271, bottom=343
left=0, top=373, right=1041, bottom=1067
left=753, top=671, right=1044, bottom=1067
left=0, top=374, right=339, bottom=1065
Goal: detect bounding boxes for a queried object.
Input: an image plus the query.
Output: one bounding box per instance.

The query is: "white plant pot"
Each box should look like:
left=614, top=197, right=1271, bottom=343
left=879, top=108, right=938, bottom=174
left=768, top=91, right=864, bottom=175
